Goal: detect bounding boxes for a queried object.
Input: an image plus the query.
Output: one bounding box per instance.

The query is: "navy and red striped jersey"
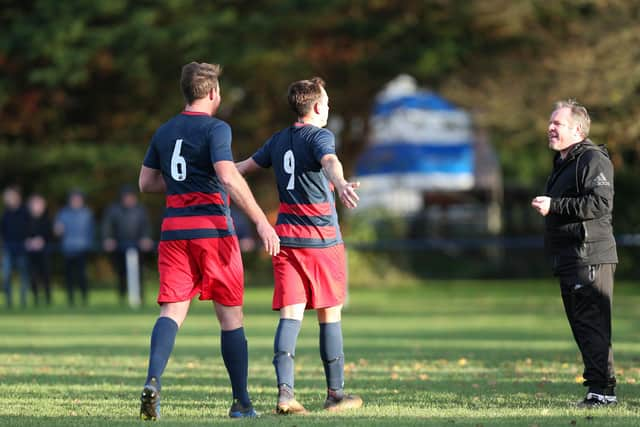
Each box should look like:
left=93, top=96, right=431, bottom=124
left=143, top=111, right=235, bottom=241
left=252, top=123, right=342, bottom=248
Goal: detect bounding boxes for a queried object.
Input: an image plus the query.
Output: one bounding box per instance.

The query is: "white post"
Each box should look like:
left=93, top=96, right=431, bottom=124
left=126, top=248, right=141, bottom=308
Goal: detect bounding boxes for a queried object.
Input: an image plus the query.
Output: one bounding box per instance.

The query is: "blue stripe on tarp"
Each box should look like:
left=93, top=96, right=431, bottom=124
left=355, top=143, right=473, bottom=176
left=373, top=94, right=457, bottom=116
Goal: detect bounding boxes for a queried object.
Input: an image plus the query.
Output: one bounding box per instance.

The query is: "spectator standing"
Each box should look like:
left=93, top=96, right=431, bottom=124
left=102, top=185, right=154, bottom=303
left=1, top=186, right=30, bottom=308
left=54, top=190, right=95, bottom=306
left=25, top=193, right=53, bottom=306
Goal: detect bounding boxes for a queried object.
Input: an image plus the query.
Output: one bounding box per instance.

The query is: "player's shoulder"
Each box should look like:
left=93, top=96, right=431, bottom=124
left=310, top=126, right=334, bottom=139
left=294, top=125, right=333, bottom=142
left=207, top=116, right=231, bottom=130
left=300, top=125, right=333, bottom=137
left=578, top=142, right=612, bottom=166
left=260, top=127, right=288, bottom=147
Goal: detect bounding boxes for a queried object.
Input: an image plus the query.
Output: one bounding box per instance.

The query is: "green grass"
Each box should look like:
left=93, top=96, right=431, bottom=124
left=1, top=279, right=639, bottom=426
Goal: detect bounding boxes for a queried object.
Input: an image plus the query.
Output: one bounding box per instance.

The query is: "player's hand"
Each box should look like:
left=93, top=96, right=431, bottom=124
left=337, top=181, right=360, bottom=209
left=256, top=220, right=280, bottom=256
left=531, top=196, right=551, bottom=216
left=139, top=237, right=155, bottom=252
left=103, top=238, right=117, bottom=252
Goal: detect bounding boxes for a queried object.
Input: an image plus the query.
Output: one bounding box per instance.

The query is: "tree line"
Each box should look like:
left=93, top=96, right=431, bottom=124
left=1, top=0, right=638, bottom=231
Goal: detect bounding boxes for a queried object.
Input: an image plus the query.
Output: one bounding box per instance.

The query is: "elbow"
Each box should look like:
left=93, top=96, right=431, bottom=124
left=218, top=169, right=240, bottom=191
left=219, top=175, right=235, bottom=191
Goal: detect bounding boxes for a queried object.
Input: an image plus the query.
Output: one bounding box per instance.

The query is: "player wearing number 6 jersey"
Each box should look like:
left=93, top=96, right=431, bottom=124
left=137, top=62, right=279, bottom=420
left=236, top=77, right=362, bottom=414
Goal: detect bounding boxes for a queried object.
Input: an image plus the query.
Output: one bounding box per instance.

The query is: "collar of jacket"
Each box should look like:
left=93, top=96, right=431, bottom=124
left=554, top=139, right=609, bottom=163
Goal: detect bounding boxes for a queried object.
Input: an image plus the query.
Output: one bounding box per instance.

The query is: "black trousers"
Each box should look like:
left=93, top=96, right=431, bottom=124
left=110, top=250, right=144, bottom=302
left=28, top=252, right=51, bottom=306
left=64, top=253, right=88, bottom=306
left=559, top=263, right=616, bottom=394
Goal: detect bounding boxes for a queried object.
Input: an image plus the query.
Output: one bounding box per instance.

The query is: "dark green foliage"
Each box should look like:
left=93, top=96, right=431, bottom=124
left=1, top=1, right=639, bottom=232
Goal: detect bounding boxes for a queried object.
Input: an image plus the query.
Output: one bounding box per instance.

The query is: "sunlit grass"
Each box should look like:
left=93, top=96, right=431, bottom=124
left=1, top=280, right=639, bottom=426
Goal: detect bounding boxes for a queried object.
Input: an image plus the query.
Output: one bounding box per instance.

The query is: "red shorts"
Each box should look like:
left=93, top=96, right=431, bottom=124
left=272, top=244, right=346, bottom=310
left=157, top=236, right=244, bottom=306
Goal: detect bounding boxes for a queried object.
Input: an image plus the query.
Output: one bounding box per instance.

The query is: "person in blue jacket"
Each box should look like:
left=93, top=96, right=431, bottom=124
left=54, top=190, right=95, bottom=306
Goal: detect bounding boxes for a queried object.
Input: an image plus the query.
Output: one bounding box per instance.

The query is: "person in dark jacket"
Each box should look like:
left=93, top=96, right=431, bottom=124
left=532, top=99, right=618, bottom=408
left=26, top=193, right=53, bottom=306
left=1, top=186, right=30, bottom=308
left=102, top=185, right=154, bottom=303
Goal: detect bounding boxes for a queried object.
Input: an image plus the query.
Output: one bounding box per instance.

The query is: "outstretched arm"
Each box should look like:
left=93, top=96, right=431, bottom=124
left=139, top=166, right=166, bottom=193
left=320, top=154, right=360, bottom=209
left=215, top=160, right=280, bottom=256
left=235, top=158, right=262, bottom=176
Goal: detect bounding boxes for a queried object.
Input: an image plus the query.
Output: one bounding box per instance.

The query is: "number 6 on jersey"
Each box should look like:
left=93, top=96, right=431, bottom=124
left=284, top=149, right=295, bottom=190
left=171, top=139, right=187, bottom=181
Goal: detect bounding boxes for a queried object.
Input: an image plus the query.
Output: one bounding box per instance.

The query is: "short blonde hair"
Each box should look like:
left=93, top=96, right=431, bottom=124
left=554, top=99, right=591, bottom=138
left=180, top=62, right=222, bottom=104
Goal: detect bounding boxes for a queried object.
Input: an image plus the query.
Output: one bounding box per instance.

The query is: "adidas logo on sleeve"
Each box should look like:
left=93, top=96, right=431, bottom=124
left=592, top=172, right=610, bottom=187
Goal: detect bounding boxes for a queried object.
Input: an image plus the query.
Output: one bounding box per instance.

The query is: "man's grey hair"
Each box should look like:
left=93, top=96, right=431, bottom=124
left=554, top=99, right=591, bottom=138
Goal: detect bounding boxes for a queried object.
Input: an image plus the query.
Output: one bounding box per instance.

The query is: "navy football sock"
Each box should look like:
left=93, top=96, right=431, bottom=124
left=273, top=318, right=302, bottom=389
left=221, top=327, right=251, bottom=407
left=319, top=321, right=344, bottom=393
left=145, top=316, right=179, bottom=390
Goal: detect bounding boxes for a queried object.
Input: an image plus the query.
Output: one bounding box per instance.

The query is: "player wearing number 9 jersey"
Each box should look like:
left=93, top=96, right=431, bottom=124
left=137, top=62, right=279, bottom=420
left=236, top=77, right=362, bottom=414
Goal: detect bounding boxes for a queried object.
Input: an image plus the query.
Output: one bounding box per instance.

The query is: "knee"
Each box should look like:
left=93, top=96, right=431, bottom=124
left=317, top=306, right=342, bottom=323
left=216, top=305, right=244, bottom=331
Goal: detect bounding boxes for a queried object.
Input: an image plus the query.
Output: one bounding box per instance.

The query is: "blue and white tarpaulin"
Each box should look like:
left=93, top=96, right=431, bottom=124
left=354, top=75, right=475, bottom=193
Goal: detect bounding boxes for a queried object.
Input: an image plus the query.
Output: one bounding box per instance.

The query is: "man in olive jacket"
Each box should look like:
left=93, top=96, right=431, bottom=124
left=532, top=100, right=618, bottom=408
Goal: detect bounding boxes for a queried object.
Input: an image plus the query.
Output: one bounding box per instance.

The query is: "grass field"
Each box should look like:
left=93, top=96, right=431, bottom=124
left=1, top=279, right=639, bottom=426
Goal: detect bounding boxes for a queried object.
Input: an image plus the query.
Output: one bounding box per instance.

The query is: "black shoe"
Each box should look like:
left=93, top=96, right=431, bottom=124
left=140, top=378, right=161, bottom=420
left=576, top=392, right=617, bottom=408
left=229, top=399, right=259, bottom=418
